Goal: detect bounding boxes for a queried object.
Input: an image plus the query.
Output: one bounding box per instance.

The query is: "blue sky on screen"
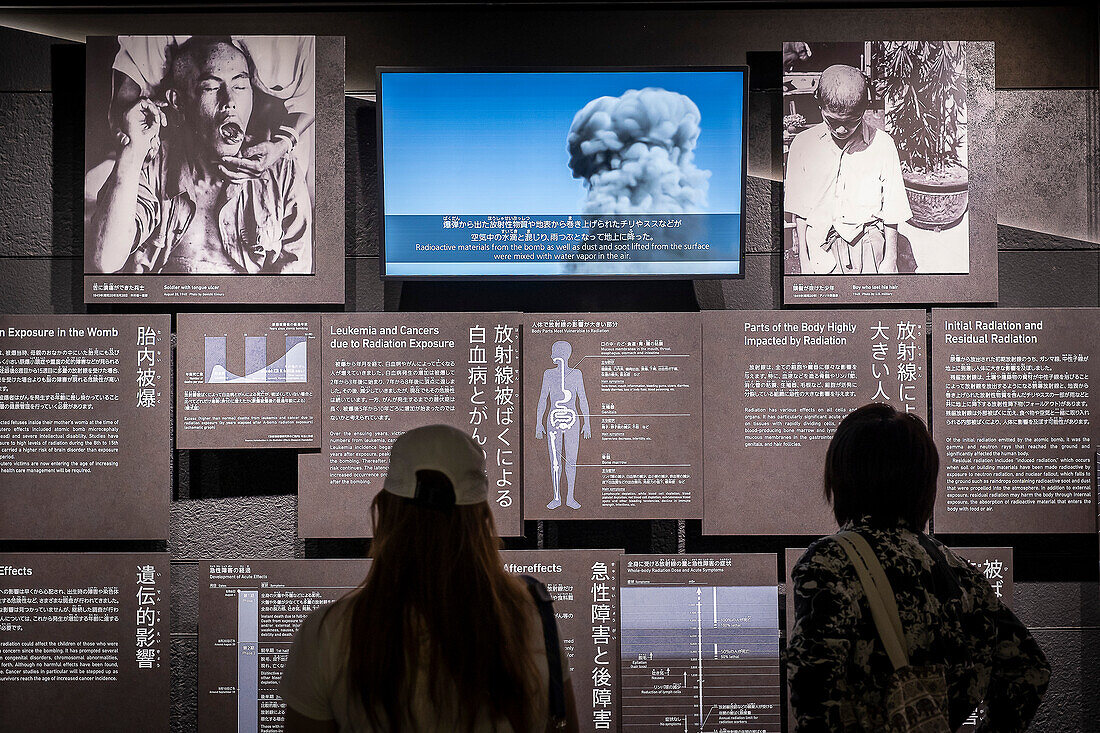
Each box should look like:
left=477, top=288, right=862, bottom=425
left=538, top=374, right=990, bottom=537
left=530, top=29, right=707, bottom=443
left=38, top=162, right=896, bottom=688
left=380, top=70, right=745, bottom=216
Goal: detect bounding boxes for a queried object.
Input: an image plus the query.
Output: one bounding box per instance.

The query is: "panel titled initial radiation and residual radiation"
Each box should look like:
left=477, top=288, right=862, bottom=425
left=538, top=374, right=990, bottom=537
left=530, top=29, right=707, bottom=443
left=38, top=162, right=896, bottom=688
left=620, top=554, right=780, bottom=732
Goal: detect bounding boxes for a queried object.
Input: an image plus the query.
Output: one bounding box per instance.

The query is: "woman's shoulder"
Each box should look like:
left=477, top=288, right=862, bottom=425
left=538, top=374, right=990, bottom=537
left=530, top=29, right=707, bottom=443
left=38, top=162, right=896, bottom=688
left=296, top=590, right=360, bottom=645
left=794, top=534, right=852, bottom=578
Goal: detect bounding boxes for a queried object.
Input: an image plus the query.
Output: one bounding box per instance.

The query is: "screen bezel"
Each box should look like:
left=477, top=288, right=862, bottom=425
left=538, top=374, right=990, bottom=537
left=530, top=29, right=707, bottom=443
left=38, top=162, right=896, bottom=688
left=376, top=65, right=750, bottom=282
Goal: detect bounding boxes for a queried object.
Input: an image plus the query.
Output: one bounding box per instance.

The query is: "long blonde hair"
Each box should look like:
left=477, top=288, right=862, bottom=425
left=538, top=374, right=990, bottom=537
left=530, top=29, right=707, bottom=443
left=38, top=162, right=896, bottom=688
left=346, top=489, right=540, bottom=731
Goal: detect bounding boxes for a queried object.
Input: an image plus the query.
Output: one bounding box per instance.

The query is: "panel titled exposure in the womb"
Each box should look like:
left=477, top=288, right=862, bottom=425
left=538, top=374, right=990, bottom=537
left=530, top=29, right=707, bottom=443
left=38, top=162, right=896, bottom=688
left=0, top=314, right=171, bottom=539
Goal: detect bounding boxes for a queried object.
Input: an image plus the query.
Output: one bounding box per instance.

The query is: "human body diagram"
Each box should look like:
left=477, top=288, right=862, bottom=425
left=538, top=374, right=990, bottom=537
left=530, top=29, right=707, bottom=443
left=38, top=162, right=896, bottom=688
left=534, top=341, right=591, bottom=510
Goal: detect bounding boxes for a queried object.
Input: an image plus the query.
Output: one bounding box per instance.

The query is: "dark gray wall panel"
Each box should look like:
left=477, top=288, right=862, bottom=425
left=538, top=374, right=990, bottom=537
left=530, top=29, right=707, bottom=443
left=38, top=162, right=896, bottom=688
left=346, top=256, right=389, bottom=311
left=1015, top=582, right=1100, bottom=629
left=0, top=26, right=58, bottom=91
left=745, top=176, right=781, bottom=255
left=170, top=637, right=197, bottom=733
left=170, top=496, right=302, bottom=559
left=1000, top=224, right=1100, bottom=252
left=346, top=96, right=378, bottom=258
left=0, top=92, right=53, bottom=257
left=997, top=90, right=1099, bottom=244
left=1, top=6, right=1094, bottom=90
left=747, top=90, right=779, bottom=182
left=170, top=562, right=197, bottom=634
left=1029, top=629, right=1100, bottom=733
left=694, top=252, right=780, bottom=311
left=0, top=256, right=82, bottom=313
left=998, top=249, right=1099, bottom=307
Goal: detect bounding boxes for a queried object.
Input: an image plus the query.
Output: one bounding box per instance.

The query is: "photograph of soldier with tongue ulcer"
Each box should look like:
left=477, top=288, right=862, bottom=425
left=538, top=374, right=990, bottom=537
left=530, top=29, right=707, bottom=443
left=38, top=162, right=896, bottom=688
left=85, top=35, right=316, bottom=275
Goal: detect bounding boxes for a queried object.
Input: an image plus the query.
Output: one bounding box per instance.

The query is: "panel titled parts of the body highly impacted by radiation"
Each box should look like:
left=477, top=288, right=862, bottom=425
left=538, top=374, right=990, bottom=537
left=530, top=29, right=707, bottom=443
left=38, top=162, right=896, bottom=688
left=620, top=554, right=780, bottom=732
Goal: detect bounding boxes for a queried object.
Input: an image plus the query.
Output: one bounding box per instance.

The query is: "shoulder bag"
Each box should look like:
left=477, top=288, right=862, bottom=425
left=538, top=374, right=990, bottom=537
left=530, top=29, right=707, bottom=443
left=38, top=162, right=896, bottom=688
left=833, top=531, right=951, bottom=733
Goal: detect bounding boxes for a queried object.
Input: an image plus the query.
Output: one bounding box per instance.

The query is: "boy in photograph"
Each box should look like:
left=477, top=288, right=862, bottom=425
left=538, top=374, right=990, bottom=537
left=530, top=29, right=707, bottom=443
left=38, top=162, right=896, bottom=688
left=90, top=37, right=312, bottom=275
left=785, top=64, right=912, bottom=274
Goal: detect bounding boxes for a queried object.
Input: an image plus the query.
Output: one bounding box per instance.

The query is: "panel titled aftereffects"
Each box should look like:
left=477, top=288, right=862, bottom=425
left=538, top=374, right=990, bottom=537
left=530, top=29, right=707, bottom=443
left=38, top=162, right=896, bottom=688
left=0, top=314, right=170, bottom=539
left=198, top=560, right=369, bottom=733
left=176, top=313, right=322, bottom=450
left=932, top=308, right=1100, bottom=533
left=620, top=553, right=780, bottom=732
left=703, top=310, right=927, bottom=535
left=0, top=553, right=169, bottom=733
left=502, top=550, right=621, bottom=733
left=523, top=313, right=703, bottom=520
left=299, top=313, right=523, bottom=537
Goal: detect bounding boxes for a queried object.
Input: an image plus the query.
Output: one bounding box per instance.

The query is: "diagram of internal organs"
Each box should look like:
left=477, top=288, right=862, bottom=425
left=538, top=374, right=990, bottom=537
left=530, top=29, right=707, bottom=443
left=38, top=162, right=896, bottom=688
left=535, top=340, right=591, bottom=510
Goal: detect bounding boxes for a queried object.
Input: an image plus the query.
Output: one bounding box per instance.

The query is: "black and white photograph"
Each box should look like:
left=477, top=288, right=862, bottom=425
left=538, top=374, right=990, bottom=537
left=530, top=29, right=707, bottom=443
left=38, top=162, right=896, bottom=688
left=84, top=35, right=316, bottom=276
left=782, top=41, right=969, bottom=277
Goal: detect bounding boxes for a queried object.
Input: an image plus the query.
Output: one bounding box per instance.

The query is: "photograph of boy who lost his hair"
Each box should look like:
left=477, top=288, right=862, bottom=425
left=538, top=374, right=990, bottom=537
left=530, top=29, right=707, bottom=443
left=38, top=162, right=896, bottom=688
left=84, top=35, right=316, bottom=276
left=782, top=41, right=969, bottom=278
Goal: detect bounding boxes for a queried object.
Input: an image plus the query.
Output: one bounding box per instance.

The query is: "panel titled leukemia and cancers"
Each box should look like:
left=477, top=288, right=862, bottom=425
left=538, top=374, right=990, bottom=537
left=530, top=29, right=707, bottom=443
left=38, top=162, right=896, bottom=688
left=300, top=312, right=523, bottom=537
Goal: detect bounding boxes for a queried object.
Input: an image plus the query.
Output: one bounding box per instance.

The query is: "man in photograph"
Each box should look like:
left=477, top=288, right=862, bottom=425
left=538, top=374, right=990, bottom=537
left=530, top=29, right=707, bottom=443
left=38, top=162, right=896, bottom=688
left=784, top=64, right=911, bottom=275
left=90, top=37, right=312, bottom=275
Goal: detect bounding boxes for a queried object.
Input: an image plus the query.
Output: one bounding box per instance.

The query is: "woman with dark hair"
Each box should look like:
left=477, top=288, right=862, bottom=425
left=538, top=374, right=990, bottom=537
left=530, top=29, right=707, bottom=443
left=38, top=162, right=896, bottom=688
left=787, top=403, right=1050, bottom=732
left=279, top=424, right=579, bottom=732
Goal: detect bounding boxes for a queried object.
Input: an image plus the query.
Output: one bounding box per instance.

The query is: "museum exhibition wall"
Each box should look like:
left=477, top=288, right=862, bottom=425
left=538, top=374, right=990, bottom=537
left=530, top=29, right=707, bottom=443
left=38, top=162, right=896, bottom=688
left=0, top=3, right=1098, bottom=731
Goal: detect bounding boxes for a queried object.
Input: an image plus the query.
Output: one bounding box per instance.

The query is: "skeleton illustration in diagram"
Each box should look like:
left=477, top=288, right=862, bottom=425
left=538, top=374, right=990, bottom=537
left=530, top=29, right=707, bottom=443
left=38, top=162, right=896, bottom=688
left=535, top=340, right=591, bottom=510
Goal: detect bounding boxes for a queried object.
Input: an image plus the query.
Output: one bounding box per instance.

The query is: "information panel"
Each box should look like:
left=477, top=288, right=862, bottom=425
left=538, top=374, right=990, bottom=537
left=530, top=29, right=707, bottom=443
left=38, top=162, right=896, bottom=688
left=703, top=310, right=927, bottom=535
left=300, top=313, right=523, bottom=537
left=932, top=308, right=1099, bottom=533
left=198, top=559, right=369, bottom=733
left=620, top=553, right=780, bottom=732
left=784, top=545, right=1013, bottom=729
left=0, top=314, right=170, bottom=539
left=502, top=550, right=621, bottom=733
left=177, top=313, right=321, bottom=450
left=523, top=313, right=702, bottom=520
left=0, top=553, right=169, bottom=733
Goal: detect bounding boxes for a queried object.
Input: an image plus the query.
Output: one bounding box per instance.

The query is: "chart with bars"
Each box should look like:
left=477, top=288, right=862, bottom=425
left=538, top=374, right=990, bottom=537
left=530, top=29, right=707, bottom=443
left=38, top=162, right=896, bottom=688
left=204, top=335, right=309, bottom=384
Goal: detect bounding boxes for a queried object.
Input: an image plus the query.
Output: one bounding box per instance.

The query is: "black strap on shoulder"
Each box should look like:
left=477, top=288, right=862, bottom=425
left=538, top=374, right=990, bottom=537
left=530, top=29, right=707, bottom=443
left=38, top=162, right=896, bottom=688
left=521, top=574, right=566, bottom=726
left=917, top=533, right=963, bottom=602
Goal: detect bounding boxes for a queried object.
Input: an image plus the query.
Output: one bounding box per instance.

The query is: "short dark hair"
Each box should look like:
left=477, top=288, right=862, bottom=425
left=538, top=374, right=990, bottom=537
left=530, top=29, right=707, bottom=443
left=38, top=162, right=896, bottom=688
left=824, top=403, right=938, bottom=529
left=167, top=36, right=250, bottom=94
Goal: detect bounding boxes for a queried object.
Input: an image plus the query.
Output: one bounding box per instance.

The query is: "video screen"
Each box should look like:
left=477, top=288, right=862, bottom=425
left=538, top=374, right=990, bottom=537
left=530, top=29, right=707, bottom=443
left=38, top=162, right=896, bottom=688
left=378, top=68, right=747, bottom=279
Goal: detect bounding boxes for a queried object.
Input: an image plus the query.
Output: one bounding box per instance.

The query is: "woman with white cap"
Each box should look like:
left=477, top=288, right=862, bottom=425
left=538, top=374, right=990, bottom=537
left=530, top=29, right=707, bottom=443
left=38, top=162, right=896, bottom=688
left=280, top=424, right=579, bottom=732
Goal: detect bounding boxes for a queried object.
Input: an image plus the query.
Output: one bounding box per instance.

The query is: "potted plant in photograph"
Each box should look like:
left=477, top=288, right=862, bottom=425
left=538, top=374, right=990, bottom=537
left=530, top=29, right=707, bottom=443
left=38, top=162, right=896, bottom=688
left=873, top=41, right=968, bottom=230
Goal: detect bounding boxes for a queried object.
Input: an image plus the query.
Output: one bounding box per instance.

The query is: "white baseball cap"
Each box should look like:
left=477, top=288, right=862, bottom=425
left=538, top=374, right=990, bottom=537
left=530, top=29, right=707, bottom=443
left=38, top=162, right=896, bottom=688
left=382, top=424, right=489, bottom=506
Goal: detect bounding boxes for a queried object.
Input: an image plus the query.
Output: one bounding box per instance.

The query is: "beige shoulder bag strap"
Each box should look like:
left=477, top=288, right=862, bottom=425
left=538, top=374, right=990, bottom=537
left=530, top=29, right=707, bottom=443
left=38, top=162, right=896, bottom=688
left=834, top=531, right=909, bottom=671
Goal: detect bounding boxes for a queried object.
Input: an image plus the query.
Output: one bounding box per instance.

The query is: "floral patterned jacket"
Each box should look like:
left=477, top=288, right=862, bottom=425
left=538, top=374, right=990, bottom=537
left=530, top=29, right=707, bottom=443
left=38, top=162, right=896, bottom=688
left=787, top=518, right=1050, bottom=732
